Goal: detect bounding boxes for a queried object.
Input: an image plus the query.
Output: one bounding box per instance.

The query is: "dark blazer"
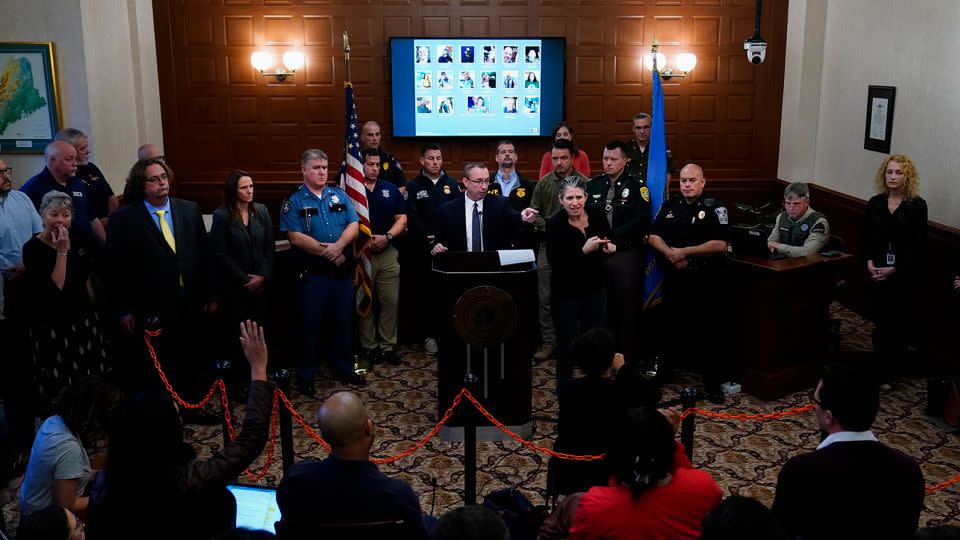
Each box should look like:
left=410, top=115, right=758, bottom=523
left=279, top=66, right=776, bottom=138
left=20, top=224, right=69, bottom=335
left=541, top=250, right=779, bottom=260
left=772, top=440, right=924, bottom=540
left=209, top=204, right=274, bottom=293
left=434, top=194, right=522, bottom=252
left=105, top=197, right=210, bottom=323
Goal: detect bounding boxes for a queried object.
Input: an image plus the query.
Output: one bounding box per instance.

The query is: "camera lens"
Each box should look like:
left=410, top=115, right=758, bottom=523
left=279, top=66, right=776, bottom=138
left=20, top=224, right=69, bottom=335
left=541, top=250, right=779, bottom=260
left=751, top=54, right=761, bottom=64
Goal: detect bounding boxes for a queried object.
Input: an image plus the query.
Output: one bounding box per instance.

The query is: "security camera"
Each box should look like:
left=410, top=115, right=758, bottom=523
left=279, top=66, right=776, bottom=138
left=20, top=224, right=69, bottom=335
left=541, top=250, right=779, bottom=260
left=744, top=38, right=767, bottom=64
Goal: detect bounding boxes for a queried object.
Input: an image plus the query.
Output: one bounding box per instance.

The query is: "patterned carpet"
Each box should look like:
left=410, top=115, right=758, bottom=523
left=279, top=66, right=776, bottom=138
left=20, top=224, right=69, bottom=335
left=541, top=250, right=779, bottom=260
left=3, top=302, right=958, bottom=534
left=188, top=302, right=959, bottom=527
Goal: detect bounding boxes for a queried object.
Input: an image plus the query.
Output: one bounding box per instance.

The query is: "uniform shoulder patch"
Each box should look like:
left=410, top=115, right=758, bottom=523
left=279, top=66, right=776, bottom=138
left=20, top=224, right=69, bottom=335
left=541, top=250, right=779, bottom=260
left=715, top=206, right=728, bottom=225
left=811, top=222, right=826, bottom=234
left=281, top=199, right=292, bottom=215
left=639, top=186, right=650, bottom=202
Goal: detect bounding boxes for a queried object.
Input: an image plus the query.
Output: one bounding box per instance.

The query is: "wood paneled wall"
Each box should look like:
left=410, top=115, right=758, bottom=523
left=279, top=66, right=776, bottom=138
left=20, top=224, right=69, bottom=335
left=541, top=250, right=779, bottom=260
left=152, top=0, right=787, bottom=209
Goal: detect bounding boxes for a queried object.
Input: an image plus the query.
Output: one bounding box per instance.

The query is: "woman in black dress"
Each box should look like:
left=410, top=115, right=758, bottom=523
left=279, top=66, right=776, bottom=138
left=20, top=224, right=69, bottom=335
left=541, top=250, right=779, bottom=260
left=863, top=154, right=927, bottom=376
left=545, top=177, right=617, bottom=387
left=209, top=171, right=274, bottom=389
left=22, top=191, right=108, bottom=406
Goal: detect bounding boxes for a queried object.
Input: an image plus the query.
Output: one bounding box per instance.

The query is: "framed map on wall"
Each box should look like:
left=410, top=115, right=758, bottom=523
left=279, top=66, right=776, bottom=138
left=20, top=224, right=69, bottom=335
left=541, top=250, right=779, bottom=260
left=0, top=42, right=62, bottom=153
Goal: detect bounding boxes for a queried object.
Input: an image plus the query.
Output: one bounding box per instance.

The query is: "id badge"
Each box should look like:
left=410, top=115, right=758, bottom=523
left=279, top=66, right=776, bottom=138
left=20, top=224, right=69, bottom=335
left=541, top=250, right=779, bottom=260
left=886, top=250, right=896, bottom=266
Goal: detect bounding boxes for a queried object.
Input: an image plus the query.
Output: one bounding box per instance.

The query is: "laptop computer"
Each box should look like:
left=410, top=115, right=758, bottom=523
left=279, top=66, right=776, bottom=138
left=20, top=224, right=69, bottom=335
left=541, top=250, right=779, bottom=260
left=730, top=226, right=786, bottom=260
left=228, top=483, right=282, bottom=534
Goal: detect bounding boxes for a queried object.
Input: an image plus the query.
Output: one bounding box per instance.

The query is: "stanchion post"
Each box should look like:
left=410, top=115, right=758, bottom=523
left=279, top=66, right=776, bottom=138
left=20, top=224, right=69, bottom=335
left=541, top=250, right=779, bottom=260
left=680, top=387, right=697, bottom=462
left=216, top=360, right=233, bottom=447
left=463, top=373, right=479, bottom=506
left=274, top=369, right=295, bottom=471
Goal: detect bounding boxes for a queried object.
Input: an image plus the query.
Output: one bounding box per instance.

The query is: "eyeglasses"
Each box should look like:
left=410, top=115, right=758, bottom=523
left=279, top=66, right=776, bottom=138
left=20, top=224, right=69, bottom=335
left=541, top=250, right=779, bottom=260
left=465, top=179, right=490, bottom=185
left=146, top=172, right=169, bottom=183
left=0, top=167, right=12, bottom=176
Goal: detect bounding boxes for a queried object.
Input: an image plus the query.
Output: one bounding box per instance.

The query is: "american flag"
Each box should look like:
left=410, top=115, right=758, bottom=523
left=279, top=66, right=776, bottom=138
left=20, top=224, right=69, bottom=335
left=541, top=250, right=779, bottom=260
left=338, top=83, right=373, bottom=316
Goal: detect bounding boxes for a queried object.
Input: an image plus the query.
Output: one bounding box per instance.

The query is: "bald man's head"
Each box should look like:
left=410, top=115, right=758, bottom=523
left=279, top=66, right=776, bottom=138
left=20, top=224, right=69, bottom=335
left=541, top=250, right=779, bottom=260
left=44, top=141, right=78, bottom=181
left=317, top=392, right=372, bottom=450
left=138, top=144, right=163, bottom=161
left=678, top=163, right=706, bottom=202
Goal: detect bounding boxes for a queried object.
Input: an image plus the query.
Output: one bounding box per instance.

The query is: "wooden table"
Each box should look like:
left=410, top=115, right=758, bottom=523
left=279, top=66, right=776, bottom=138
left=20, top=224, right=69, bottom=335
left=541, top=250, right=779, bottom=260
left=730, top=252, right=855, bottom=400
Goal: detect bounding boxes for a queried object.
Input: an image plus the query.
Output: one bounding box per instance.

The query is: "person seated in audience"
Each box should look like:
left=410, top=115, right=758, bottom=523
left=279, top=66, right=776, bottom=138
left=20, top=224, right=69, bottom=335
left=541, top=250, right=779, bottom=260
left=431, top=505, right=508, bottom=540
left=539, top=407, right=721, bottom=540
left=550, top=328, right=660, bottom=496
left=766, top=182, right=830, bottom=257
left=699, top=495, right=787, bottom=540
left=1, top=438, right=28, bottom=536
left=85, top=321, right=275, bottom=540
left=16, top=505, right=85, bottom=540
left=772, top=364, right=925, bottom=540
left=23, top=192, right=110, bottom=408
left=276, top=391, right=426, bottom=538
left=19, top=376, right=119, bottom=519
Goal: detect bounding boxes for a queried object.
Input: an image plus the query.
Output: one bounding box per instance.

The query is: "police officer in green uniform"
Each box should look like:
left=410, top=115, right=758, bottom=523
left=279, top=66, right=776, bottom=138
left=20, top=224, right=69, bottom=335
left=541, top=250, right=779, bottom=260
left=585, top=140, right=651, bottom=366
left=648, top=163, right=730, bottom=403
left=361, top=121, right=406, bottom=190
left=625, top=113, right=673, bottom=181
left=767, top=182, right=830, bottom=257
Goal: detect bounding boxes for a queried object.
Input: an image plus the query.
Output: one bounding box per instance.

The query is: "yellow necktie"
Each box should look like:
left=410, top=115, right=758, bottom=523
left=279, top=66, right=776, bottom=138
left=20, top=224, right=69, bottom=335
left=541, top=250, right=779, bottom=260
left=156, top=210, right=176, bottom=253
left=156, top=210, right=184, bottom=286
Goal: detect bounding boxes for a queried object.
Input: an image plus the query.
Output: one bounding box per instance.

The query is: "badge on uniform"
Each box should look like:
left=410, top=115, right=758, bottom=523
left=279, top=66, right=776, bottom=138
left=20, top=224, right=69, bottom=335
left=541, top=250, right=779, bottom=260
left=73, top=191, right=83, bottom=197
left=621, top=188, right=630, bottom=199
left=697, top=210, right=706, bottom=220
left=382, top=162, right=389, bottom=170
left=665, top=212, right=674, bottom=219
left=640, top=186, right=650, bottom=202
left=801, top=223, right=809, bottom=232
left=593, top=193, right=601, bottom=198
left=417, top=189, right=429, bottom=199
left=715, top=206, right=729, bottom=225
left=443, top=185, right=451, bottom=195
left=516, top=188, right=526, bottom=198
left=382, top=189, right=390, bottom=198
left=282, top=199, right=291, bottom=214
left=332, top=194, right=340, bottom=204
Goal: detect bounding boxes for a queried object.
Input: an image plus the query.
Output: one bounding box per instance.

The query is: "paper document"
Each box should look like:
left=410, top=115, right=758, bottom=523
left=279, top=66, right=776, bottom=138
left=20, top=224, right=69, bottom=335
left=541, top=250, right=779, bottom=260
left=497, top=249, right=535, bottom=266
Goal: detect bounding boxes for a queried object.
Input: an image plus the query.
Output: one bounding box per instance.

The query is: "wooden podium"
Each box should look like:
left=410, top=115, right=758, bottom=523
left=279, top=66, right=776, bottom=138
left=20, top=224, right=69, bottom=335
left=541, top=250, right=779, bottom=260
left=731, top=253, right=855, bottom=400
left=431, top=251, right=537, bottom=441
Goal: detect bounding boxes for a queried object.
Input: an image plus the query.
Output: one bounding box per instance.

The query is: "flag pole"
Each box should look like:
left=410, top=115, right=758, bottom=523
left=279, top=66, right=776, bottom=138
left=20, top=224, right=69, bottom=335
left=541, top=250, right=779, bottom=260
left=343, top=31, right=352, bottom=85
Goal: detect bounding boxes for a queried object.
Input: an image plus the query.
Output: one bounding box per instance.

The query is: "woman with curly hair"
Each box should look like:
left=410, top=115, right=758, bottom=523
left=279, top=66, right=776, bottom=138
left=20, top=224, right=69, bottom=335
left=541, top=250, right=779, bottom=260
left=863, top=154, right=927, bottom=376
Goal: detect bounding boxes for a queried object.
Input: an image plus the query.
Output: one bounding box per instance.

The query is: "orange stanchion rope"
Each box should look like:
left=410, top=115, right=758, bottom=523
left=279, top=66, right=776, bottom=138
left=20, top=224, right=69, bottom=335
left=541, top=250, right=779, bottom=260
left=142, top=333, right=959, bottom=496
left=681, top=403, right=816, bottom=421
left=462, top=388, right=604, bottom=462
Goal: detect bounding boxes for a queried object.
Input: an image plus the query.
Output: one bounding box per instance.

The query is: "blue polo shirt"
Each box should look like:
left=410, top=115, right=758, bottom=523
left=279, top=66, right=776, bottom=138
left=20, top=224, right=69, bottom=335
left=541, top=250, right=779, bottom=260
left=20, top=167, right=95, bottom=250
left=0, top=190, right=42, bottom=278
left=365, top=179, right=406, bottom=235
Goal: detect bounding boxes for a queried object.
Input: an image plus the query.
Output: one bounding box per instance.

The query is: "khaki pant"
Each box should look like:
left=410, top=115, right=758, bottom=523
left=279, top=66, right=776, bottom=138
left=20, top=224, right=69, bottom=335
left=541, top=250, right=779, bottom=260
left=358, top=244, right=400, bottom=351
left=537, top=245, right=556, bottom=347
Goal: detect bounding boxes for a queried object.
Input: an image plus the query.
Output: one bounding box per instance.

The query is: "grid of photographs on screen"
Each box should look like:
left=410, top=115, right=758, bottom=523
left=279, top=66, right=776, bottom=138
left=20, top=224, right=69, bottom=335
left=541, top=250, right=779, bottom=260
left=414, top=42, right=542, bottom=118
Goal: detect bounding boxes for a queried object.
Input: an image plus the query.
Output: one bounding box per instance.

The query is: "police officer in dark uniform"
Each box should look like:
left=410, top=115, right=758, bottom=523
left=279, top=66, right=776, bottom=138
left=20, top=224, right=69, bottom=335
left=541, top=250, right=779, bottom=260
left=281, top=149, right=364, bottom=395
left=402, top=143, right=459, bottom=353
left=585, top=140, right=651, bottom=366
left=648, top=163, right=730, bottom=403
left=625, top=113, right=673, bottom=181
left=55, top=128, right=118, bottom=225
left=360, top=121, right=406, bottom=190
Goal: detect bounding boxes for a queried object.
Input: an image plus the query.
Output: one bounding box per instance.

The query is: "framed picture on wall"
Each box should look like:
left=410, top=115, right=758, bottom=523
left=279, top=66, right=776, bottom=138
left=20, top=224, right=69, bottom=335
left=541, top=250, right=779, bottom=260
left=863, top=85, right=896, bottom=154
left=0, top=42, right=62, bottom=154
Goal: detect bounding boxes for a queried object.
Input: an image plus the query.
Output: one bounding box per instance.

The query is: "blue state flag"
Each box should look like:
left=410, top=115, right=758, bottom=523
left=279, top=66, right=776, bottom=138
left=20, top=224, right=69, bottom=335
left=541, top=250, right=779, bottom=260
left=643, top=70, right=667, bottom=310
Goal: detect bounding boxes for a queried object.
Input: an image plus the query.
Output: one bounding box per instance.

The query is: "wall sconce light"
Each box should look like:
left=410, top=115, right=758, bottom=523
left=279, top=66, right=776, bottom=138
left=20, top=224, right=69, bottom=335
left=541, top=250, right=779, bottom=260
left=643, top=38, right=696, bottom=81
left=250, top=50, right=304, bottom=82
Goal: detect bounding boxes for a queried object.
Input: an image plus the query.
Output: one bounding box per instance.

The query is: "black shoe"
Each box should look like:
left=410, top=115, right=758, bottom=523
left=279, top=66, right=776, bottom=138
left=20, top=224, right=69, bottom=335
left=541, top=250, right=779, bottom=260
left=380, top=350, right=402, bottom=366
left=337, top=372, right=368, bottom=386
left=181, top=408, right=222, bottom=426
left=362, top=348, right=382, bottom=365
left=297, top=378, right=316, bottom=398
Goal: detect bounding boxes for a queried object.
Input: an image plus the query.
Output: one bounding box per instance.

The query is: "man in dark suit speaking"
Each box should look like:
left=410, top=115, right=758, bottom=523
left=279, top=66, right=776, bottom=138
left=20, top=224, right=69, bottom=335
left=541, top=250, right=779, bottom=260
left=430, top=162, right=538, bottom=255
left=106, top=158, right=216, bottom=418
left=772, top=364, right=924, bottom=539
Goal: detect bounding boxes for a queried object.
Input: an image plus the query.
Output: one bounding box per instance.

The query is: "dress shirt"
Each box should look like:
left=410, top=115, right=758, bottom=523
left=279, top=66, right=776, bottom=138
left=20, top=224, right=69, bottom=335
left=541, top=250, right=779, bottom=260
left=464, top=197, right=485, bottom=251
left=0, top=191, right=43, bottom=277
left=817, top=430, right=879, bottom=450
left=495, top=169, right=518, bottom=195
left=144, top=198, right=175, bottom=237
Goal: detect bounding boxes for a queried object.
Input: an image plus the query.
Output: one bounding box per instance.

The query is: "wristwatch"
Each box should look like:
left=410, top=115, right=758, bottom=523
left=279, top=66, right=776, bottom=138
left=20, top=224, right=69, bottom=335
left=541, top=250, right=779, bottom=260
left=385, top=232, right=394, bottom=242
